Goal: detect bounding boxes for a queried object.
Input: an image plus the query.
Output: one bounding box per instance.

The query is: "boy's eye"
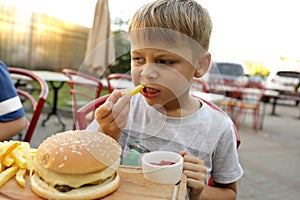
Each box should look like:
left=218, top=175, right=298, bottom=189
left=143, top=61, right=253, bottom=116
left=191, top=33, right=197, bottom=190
left=133, top=57, right=144, bottom=64
left=158, top=59, right=173, bottom=65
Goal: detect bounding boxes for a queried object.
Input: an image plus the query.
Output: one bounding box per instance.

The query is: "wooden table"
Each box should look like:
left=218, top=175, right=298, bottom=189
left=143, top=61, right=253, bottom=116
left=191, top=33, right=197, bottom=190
left=0, top=166, right=187, bottom=200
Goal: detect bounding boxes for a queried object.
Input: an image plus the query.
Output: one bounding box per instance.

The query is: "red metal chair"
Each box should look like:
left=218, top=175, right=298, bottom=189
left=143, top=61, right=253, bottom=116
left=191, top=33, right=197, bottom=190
left=8, top=67, right=49, bottom=142
left=216, top=84, right=241, bottom=120
left=234, top=83, right=266, bottom=131
left=62, top=69, right=103, bottom=130
left=106, top=73, right=132, bottom=93
left=76, top=94, right=110, bottom=130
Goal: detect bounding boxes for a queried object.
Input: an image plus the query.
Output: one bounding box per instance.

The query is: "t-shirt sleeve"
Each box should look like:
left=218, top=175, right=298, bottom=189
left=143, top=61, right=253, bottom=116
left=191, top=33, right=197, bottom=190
left=211, top=123, right=244, bottom=184
left=0, top=61, right=25, bottom=121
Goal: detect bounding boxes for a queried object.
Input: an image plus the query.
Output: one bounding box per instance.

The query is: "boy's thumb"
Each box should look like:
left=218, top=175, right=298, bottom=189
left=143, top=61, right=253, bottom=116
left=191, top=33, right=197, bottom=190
left=101, top=100, right=113, bottom=111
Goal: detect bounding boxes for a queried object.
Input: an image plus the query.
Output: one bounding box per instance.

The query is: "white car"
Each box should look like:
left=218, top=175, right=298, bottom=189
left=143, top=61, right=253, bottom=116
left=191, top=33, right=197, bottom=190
left=266, top=69, right=300, bottom=93
left=265, top=63, right=300, bottom=105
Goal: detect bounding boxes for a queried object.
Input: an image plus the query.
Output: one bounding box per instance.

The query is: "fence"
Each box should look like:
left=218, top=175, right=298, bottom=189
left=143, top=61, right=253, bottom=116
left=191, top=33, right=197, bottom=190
left=0, top=3, right=89, bottom=71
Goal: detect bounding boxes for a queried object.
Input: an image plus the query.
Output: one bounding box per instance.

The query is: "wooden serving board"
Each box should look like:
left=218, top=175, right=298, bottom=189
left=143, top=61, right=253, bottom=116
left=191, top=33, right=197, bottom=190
left=0, top=166, right=187, bottom=200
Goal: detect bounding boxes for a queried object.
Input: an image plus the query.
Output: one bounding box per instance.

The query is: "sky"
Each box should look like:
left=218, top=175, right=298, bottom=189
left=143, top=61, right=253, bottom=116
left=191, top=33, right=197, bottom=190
left=1, top=0, right=300, bottom=65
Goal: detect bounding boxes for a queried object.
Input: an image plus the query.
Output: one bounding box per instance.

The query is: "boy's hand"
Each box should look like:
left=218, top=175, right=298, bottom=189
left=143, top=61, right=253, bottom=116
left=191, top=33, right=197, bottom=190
left=180, top=151, right=206, bottom=200
left=94, top=89, right=131, bottom=140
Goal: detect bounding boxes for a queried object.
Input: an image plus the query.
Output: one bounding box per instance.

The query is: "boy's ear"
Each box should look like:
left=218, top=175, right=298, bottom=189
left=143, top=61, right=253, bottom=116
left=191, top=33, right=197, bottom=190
left=194, top=52, right=211, bottom=78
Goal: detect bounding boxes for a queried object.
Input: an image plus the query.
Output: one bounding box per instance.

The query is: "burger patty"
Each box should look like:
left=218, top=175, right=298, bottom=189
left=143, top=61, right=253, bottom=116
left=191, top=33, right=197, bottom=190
left=51, top=174, right=116, bottom=193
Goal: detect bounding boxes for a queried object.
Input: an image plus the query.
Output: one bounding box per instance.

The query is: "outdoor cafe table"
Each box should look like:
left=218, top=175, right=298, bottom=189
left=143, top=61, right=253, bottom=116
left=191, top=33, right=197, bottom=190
left=262, top=87, right=300, bottom=118
left=0, top=165, right=187, bottom=200
left=32, top=71, right=111, bottom=130
left=10, top=70, right=69, bottom=130
left=192, top=91, right=225, bottom=104
left=209, top=85, right=282, bottom=129
left=32, top=71, right=69, bottom=130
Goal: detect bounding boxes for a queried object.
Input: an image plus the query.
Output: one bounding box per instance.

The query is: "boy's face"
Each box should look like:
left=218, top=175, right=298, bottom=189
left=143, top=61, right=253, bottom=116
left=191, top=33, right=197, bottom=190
left=130, top=46, right=197, bottom=107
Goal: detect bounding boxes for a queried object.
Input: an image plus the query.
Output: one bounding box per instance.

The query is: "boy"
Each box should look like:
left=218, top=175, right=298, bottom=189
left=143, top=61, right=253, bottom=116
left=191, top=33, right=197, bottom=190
left=89, top=0, right=243, bottom=199
left=0, top=61, right=27, bottom=141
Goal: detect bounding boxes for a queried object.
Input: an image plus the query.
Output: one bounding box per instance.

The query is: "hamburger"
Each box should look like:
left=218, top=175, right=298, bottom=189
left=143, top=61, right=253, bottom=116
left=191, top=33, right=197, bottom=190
left=30, top=130, right=122, bottom=200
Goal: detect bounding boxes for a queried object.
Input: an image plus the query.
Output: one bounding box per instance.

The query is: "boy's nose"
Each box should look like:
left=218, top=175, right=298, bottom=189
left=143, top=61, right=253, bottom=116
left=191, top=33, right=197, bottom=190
left=140, top=63, right=158, bottom=81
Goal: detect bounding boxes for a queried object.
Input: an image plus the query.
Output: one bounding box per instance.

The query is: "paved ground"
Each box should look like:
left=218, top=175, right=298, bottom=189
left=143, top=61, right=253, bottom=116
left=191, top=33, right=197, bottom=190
left=29, top=101, right=300, bottom=200
left=236, top=102, right=300, bottom=200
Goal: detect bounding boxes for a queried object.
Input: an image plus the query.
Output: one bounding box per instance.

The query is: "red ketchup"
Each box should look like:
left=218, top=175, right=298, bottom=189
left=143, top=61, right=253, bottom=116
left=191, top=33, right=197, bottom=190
left=150, top=160, right=176, bottom=166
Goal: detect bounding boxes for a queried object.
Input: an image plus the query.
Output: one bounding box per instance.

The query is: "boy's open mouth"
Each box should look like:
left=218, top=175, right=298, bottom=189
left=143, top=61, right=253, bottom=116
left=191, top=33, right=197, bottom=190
left=142, top=86, right=160, bottom=97
left=144, top=87, right=158, bottom=94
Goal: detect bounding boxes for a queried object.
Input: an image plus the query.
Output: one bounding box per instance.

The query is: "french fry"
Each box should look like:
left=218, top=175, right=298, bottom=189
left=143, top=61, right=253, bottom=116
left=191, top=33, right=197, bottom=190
left=10, top=148, right=28, bottom=169
left=30, top=148, right=37, bottom=155
left=0, top=141, right=20, bottom=160
left=0, top=141, right=36, bottom=188
left=3, top=156, right=14, bottom=167
left=15, top=168, right=26, bottom=187
left=0, top=165, right=18, bottom=187
left=20, top=142, right=34, bottom=170
left=121, top=85, right=145, bottom=96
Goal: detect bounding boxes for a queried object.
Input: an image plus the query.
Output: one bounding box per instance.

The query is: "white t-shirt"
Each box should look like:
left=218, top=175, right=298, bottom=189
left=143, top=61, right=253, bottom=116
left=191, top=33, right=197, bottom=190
left=88, top=93, right=243, bottom=184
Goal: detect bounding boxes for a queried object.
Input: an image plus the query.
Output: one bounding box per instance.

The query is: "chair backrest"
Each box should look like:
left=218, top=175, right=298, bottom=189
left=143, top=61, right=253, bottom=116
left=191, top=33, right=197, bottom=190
left=240, top=82, right=266, bottom=106
left=240, top=88, right=265, bottom=106
left=191, top=78, right=209, bottom=93
left=8, top=67, right=49, bottom=142
left=62, top=69, right=103, bottom=129
left=106, top=73, right=133, bottom=93
left=76, top=94, right=110, bottom=130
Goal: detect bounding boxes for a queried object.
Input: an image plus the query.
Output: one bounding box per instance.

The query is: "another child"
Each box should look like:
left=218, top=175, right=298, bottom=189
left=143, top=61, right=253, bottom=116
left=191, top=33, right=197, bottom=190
left=0, top=61, right=27, bottom=141
left=88, top=0, right=243, bottom=199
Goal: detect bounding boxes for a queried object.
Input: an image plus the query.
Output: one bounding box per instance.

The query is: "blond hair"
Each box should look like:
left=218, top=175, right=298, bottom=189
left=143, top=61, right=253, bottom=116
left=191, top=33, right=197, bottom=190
left=128, top=0, right=212, bottom=50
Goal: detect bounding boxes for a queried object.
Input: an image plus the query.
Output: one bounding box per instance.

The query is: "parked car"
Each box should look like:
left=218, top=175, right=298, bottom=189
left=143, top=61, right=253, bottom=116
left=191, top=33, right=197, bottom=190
left=266, top=70, right=300, bottom=92
left=266, top=67, right=300, bottom=105
left=206, top=61, right=248, bottom=92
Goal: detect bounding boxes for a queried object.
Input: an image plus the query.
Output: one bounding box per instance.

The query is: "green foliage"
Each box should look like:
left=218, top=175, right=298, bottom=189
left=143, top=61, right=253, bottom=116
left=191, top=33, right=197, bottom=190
left=109, top=52, right=131, bottom=74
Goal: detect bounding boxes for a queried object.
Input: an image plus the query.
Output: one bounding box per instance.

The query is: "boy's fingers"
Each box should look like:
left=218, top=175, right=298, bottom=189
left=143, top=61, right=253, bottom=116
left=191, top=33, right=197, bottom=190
left=95, top=101, right=113, bottom=119
left=111, top=94, right=130, bottom=125
left=112, top=94, right=130, bottom=115
left=101, top=100, right=113, bottom=111
left=180, top=151, right=188, bottom=157
left=107, top=89, right=123, bottom=104
left=95, top=93, right=130, bottom=129
left=183, top=155, right=202, bottom=164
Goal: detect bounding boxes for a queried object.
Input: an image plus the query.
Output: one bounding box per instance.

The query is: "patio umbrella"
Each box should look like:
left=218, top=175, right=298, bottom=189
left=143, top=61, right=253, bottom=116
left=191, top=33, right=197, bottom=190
left=84, top=0, right=115, bottom=75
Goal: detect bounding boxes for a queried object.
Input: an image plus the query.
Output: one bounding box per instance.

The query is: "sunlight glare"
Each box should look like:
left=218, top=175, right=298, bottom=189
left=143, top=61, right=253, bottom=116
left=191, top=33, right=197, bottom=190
left=0, top=0, right=97, bottom=27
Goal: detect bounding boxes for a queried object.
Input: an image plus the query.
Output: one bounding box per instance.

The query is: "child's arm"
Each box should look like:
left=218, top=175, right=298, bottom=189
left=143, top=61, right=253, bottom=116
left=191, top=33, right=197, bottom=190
left=94, top=90, right=131, bottom=141
left=180, top=151, right=237, bottom=200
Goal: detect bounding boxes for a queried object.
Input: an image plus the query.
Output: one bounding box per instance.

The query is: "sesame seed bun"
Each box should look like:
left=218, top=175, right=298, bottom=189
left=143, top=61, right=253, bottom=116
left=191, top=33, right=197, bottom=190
left=35, top=130, right=122, bottom=174
left=31, top=130, right=122, bottom=199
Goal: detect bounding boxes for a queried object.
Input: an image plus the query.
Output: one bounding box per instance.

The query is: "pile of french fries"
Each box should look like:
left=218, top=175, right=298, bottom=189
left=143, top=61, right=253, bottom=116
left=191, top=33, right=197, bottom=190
left=0, top=140, right=36, bottom=188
